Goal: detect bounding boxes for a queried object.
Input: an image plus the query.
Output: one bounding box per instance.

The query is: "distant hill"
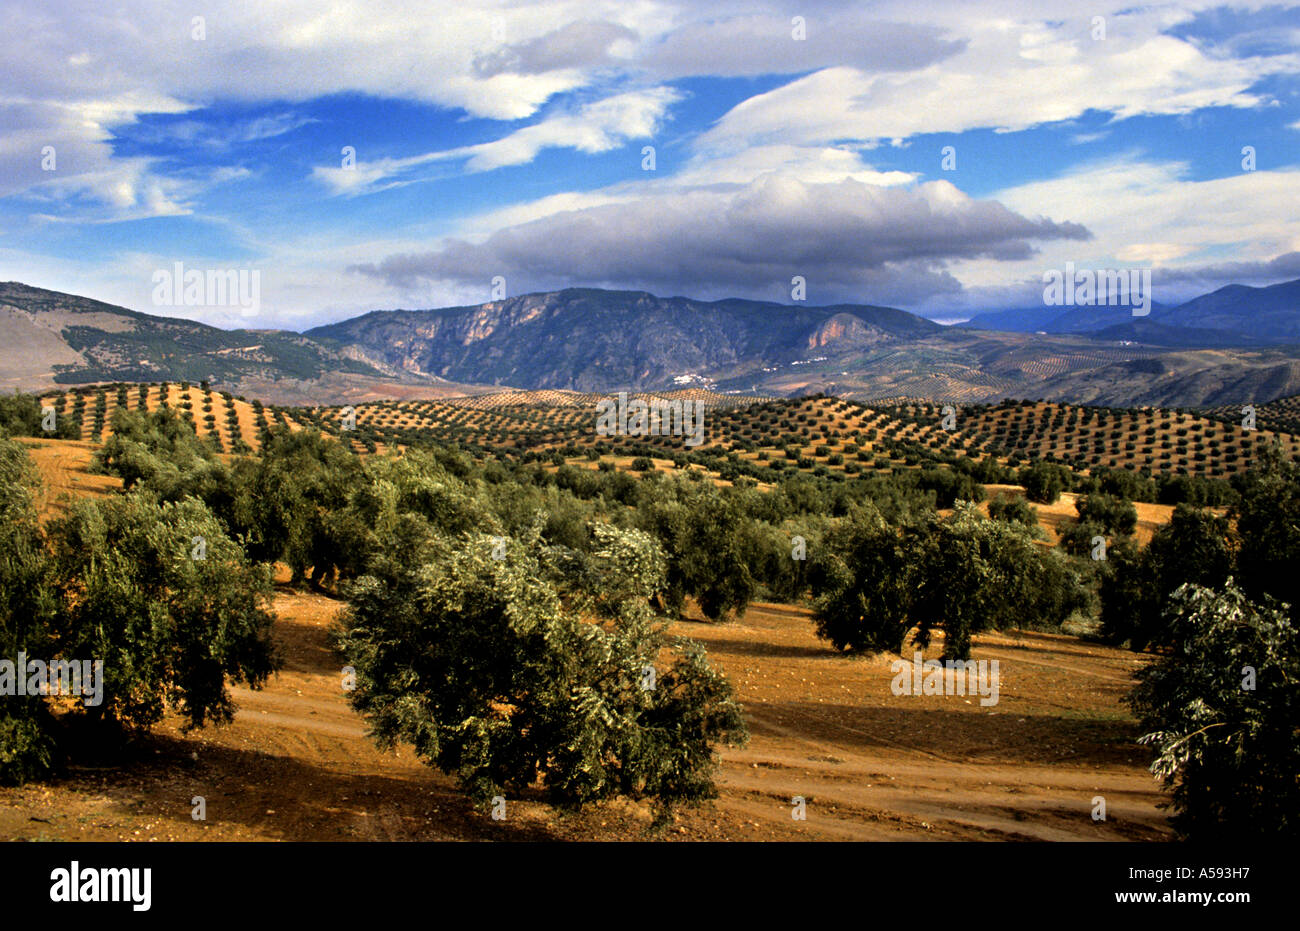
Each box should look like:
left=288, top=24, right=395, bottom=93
left=963, top=302, right=1172, bottom=334
left=963, top=277, right=1300, bottom=348
left=306, top=287, right=941, bottom=392
left=0, top=282, right=474, bottom=404
left=4, top=280, right=1300, bottom=409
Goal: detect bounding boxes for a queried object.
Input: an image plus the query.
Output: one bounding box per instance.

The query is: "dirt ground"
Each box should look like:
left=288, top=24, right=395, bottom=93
left=0, top=587, right=1173, bottom=842
left=15, top=437, right=121, bottom=519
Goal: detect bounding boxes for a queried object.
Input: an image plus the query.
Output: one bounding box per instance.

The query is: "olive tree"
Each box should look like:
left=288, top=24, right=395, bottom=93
left=49, top=493, right=278, bottom=731
left=336, top=524, right=747, bottom=809
left=1129, top=581, right=1299, bottom=839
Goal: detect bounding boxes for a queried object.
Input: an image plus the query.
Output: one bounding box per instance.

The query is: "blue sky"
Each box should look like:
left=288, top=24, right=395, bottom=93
left=1, top=1, right=1298, bottom=328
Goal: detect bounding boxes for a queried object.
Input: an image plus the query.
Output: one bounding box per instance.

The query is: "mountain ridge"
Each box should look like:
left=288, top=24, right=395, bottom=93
left=3, top=279, right=1300, bottom=409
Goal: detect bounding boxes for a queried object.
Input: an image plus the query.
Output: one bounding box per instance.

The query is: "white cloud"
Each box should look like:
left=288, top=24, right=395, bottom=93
left=931, top=157, right=1300, bottom=311
left=314, top=86, right=682, bottom=195
left=4, top=0, right=1298, bottom=323
left=695, top=13, right=1298, bottom=153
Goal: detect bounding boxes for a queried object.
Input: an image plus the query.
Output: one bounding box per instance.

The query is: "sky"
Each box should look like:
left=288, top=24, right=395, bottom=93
left=1, top=0, right=1298, bottom=329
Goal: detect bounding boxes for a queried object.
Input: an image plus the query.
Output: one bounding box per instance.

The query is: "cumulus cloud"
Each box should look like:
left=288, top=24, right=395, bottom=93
left=639, top=13, right=964, bottom=78
left=994, top=158, right=1300, bottom=271
left=4, top=0, right=1297, bottom=321
left=920, top=157, right=1300, bottom=313
left=0, top=0, right=663, bottom=216
left=350, top=174, right=1089, bottom=306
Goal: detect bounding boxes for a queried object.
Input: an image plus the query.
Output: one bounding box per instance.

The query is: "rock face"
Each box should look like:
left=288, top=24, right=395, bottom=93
left=306, top=288, right=940, bottom=391
left=807, top=313, right=892, bottom=351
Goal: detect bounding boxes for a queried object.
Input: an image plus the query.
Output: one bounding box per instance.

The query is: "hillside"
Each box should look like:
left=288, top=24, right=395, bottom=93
left=0, top=282, right=476, bottom=403
left=959, top=399, right=1299, bottom=478
left=305, top=288, right=942, bottom=392
left=35, top=382, right=298, bottom=452
left=9, top=382, right=1290, bottom=845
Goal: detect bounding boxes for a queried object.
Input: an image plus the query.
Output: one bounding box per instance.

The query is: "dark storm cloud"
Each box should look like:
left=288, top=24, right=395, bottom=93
left=350, top=175, right=1090, bottom=306
left=1156, top=251, right=1300, bottom=288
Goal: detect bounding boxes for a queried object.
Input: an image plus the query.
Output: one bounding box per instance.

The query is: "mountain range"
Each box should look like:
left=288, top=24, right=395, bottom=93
left=962, top=278, right=1300, bottom=347
left=2, top=278, right=1298, bottom=409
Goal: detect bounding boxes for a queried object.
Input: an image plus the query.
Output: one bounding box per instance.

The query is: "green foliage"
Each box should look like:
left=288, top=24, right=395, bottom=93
left=810, top=505, right=911, bottom=653
left=335, top=526, right=747, bottom=809
left=1, top=438, right=277, bottom=784
left=1099, top=506, right=1233, bottom=650
left=94, top=405, right=230, bottom=501
left=0, top=438, right=59, bottom=783
left=987, top=492, right=1037, bottom=529
left=1233, top=446, right=1300, bottom=624
left=1075, top=492, right=1137, bottom=536
left=912, top=503, right=1084, bottom=660
left=1129, top=582, right=1299, bottom=839
left=1059, top=518, right=1108, bottom=558
left=0, top=392, right=78, bottom=439
left=813, top=502, right=1086, bottom=660
left=1020, top=461, right=1070, bottom=504
left=1157, top=473, right=1237, bottom=507
left=236, top=428, right=366, bottom=586
left=638, top=487, right=756, bottom=621
left=1094, top=467, right=1156, bottom=503
left=48, top=493, right=278, bottom=731
left=915, top=467, right=984, bottom=508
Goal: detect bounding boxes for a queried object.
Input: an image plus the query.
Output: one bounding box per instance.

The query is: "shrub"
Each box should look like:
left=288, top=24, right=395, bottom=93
left=988, top=492, right=1037, bottom=529
left=810, top=506, right=911, bottom=653
left=0, top=438, right=58, bottom=784
left=49, top=493, right=279, bottom=731
left=1099, top=506, right=1233, bottom=650
left=0, top=393, right=79, bottom=439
